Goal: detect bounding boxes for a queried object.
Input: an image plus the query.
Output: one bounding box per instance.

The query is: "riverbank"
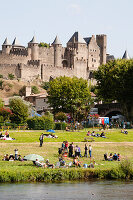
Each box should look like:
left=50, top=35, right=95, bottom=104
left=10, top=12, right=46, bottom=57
left=0, top=165, right=133, bottom=183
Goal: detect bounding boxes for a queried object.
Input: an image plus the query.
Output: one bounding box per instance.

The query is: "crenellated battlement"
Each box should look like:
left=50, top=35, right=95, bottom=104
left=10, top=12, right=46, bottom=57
left=27, top=60, right=41, bottom=66
left=10, top=48, right=28, bottom=56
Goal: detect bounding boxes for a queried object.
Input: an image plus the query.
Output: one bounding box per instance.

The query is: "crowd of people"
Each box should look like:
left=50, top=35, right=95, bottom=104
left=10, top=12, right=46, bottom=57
left=104, top=153, right=121, bottom=161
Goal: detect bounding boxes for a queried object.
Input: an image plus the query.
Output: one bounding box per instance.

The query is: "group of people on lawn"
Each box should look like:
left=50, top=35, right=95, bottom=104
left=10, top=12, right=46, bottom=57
left=87, top=130, right=106, bottom=138
left=104, top=152, right=121, bottom=161
left=59, top=141, right=92, bottom=160
left=3, top=149, right=23, bottom=161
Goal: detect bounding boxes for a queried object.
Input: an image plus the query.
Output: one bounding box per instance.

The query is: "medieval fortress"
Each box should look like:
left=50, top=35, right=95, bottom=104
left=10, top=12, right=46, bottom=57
left=0, top=32, right=107, bottom=82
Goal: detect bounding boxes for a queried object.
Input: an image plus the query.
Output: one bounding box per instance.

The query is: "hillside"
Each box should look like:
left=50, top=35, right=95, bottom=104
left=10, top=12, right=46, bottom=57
left=0, top=79, right=46, bottom=98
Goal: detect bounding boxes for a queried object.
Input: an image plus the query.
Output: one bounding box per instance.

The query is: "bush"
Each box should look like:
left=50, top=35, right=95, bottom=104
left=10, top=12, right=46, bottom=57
left=119, top=159, right=133, bottom=179
left=8, top=73, right=15, bottom=80
left=0, top=74, right=3, bottom=78
left=31, top=86, right=39, bottom=94
left=55, top=122, right=67, bottom=130
left=27, top=115, right=55, bottom=130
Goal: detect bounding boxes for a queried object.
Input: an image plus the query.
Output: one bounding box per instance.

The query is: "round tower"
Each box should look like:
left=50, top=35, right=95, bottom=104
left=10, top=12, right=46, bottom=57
left=28, top=36, right=38, bottom=60
left=52, top=36, right=62, bottom=67
left=2, top=38, right=12, bottom=54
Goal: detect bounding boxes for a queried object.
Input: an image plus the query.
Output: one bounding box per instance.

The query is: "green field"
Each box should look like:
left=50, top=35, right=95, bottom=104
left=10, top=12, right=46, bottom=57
left=0, top=128, right=133, bottom=182
left=1, top=128, right=133, bottom=143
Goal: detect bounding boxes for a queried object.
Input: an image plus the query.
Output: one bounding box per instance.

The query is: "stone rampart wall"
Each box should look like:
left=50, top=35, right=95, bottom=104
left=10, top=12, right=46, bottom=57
left=0, top=64, right=20, bottom=78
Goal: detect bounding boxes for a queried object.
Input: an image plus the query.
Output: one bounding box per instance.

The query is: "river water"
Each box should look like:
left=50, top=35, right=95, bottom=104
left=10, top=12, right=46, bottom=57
left=0, top=180, right=133, bottom=200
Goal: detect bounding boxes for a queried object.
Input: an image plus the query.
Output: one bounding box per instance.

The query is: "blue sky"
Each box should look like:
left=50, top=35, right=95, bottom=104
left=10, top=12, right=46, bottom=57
left=0, top=0, right=133, bottom=58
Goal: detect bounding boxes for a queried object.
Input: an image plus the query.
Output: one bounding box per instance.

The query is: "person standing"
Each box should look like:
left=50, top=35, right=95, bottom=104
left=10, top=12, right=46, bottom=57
left=14, top=148, right=18, bottom=160
left=68, top=143, right=73, bottom=157
left=89, top=145, right=92, bottom=161
left=84, top=144, right=88, bottom=158
left=39, top=134, right=44, bottom=147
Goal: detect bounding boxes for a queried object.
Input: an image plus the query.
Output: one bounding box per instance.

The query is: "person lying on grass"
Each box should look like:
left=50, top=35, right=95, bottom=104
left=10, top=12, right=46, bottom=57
left=34, top=159, right=46, bottom=168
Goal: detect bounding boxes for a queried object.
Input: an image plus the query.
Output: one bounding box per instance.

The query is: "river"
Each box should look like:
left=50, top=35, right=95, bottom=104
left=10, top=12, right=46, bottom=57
left=0, top=180, right=133, bottom=200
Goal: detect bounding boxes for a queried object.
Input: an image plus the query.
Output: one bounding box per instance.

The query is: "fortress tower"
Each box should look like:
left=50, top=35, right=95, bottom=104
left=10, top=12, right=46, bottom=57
left=52, top=36, right=62, bottom=67
left=96, top=35, right=107, bottom=65
left=2, top=38, right=12, bottom=54
left=28, top=36, right=38, bottom=60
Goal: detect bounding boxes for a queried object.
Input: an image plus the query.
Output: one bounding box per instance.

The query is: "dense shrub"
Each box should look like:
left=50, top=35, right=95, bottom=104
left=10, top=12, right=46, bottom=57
left=27, top=115, right=54, bottom=130
left=0, top=74, right=3, bottom=78
left=55, top=122, right=67, bottom=130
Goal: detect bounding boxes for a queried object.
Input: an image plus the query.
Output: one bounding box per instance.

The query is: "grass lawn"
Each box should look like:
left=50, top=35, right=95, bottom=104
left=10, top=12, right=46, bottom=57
left=0, top=128, right=133, bottom=143
left=0, top=128, right=133, bottom=182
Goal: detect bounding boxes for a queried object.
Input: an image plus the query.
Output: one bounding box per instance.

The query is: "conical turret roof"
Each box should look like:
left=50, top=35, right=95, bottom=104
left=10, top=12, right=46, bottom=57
left=29, top=36, right=38, bottom=44
left=122, top=50, right=130, bottom=59
left=52, top=35, right=62, bottom=45
left=3, top=37, right=11, bottom=46
left=12, top=37, right=20, bottom=46
left=68, top=32, right=86, bottom=44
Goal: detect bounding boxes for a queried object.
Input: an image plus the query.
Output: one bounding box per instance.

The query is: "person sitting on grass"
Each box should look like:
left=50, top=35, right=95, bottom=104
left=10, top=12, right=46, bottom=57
left=117, top=153, right=121, bottom=161
left=59, top=157, right=66, bottom=166
left=18, top=155, right=23, bottom=161
left=3, top=154, right=9, bottom=161
left=35, top=159, right=46, bottom=168
left=9, top=154, right=15, bottom=161
left=87, top=131, right=90, bottom=136
left=73, top=156, right=81, bottom=167
left=104, top=153, right=108, bottom=161
left=108, top=153, right=113, bottom=161
left=100, top=132, right=106, bottom=138
left=113, top=153, right=118, bottom=161
left=46, top=159, right=54, bottom=168
left=5, top=131, right=9, bottom=138
left=91, top=131, right=95, bottom=136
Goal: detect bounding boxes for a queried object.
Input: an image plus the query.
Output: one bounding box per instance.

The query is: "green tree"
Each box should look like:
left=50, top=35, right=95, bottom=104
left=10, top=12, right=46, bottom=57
left=9, top=97, right=29, bottom=124
left=55, top=112, right=67, bottom=122
left=47, top=76, right=92, bottom=121
left=94, top=59, right=133, bottom=121
left=38, top=42, right=50, bottom=48
left=31, top=86, right=39, bottom=94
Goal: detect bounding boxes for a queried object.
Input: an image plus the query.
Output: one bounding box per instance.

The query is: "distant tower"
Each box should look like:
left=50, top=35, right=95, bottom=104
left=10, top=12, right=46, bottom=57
left=52, top=36, right=62, bottom=67
left=122, top=50, right=130, bottom=59
left=28, top=36, right=38, bottom=60
left=2, top=38, right=11, bottom=54
left=96, top=35, right=107, bottom=65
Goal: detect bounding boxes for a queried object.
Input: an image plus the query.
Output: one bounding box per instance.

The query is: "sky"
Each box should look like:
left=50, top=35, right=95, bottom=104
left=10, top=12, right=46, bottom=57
left=0, top=0, right=133, bottom=58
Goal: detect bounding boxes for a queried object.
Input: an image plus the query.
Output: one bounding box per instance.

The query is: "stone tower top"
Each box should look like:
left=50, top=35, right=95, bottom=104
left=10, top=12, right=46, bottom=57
left=3, top=38, right=11, bottom=46
left=122, top=50, right=130, bottom=59
left=29, top=36, right=38, bottom=44
left=52, top=35, right=62, bottom=45
left=68, top=32, right=86, bottom=44
left=12, top=37, right=20, bottom=46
